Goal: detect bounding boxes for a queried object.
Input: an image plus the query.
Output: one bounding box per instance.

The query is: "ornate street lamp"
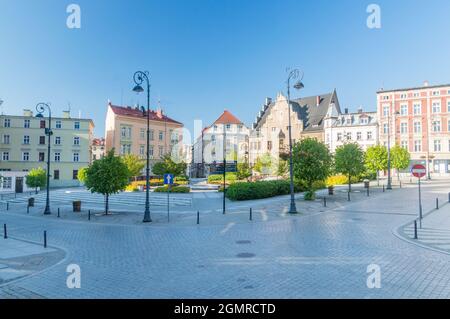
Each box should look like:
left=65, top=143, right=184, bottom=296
left=35, top=103, right=52, bottom=215
left=387, top=110, right=399, bottom=190
left=132, top=71, right=152, bottom=223
left=286, top=68, right=304, bottom=214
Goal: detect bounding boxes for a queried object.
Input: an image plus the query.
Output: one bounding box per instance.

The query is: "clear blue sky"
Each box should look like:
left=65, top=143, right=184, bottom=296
left=1, top=0, right=450, bottom=141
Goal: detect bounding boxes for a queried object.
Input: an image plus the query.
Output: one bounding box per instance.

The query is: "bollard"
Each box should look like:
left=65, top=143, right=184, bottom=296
left=414, top=220, right=418, bottom=239
left=88, top=210, right=91, bottom=221
left=44, top=231, right=47, bottom=248
left=6, top=202, right=9, bottom=211
left=57, top=208, right=60, bottom=218
left=436, top=198, right=439, bottom=210
left=197, top=211, right=200, bottom=225
left=382, top=185, right=385, bottom=192
left=366, top=187, right=369, bottom=197
left=347, top=192, right=351, bottom=201
left=250, top=208, right=253, bottom=221
left=3, top=224, right=7, bottom=239
left=323, top=197, right=327, bottom=207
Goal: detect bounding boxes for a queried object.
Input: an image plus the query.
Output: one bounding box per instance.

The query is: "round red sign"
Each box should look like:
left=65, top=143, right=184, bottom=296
left=411, top=164, right=426, bottom=178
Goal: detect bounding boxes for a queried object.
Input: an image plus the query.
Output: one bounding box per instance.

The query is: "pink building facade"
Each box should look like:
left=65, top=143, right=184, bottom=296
left=377, top=82, right=450, bottom=176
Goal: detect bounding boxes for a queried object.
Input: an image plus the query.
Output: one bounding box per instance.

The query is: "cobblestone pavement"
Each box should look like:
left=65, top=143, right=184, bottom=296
left=1, top=180, right=450, bottom=298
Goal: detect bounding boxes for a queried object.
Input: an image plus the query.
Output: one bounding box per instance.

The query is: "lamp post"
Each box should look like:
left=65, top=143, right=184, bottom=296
left=286, top=68, right=304, bottom=214
left=36, top=103, right=52, bottom=215
left=132, top=71, right=152, bottom=223
left=223, top=123, right=226, bottom=214
left=386, top=110, right=399, bottom=190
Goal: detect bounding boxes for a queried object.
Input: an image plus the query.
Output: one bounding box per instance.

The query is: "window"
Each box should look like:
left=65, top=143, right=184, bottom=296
left=383, top=123, right=389, bottom=134
left=346, top=132, right=352, bottom=140
left=382, top=95, right=390, bottom=101
left=337, top=133, right=342, bottom=141
left=414, top=140, right=422, bottom=152
left=414, top=121, right=422, bottom=133
left=4, top=118, right=11, bottom=127
left=447, top=100, right=450, bottom=112
left=24, top=119, right=30, bottom=128
left=140, top=129, right=145, bottom=139
left=54, top=152, right=61, bottom=162
left=54, top=170, right=60, bottom=180
left=357, top=132, right=362, bottom=140
left=226, top=124, right=231, bottom=131
left=23, top=135, right=30, bottom=144
left=2, top=152, right=9, bottom=161
left=401, top=140, right=408, bottom=149
left=413, top=103, right=421, bottom=115
left=360, top=118, right=368, bottom=125
left=271, top=127, right=276, bottom=132
left=55, top=136, right=61, bottom=145
left=413, top=92, right=420, bottom=98
left=211, top=135, right=216, bottom=142
left=432, top=121, right=441, bottom=132
left=213, top=125, right=217, bottom=132
left=149, top=146, right=154, bottom=157
left=434, top=140, right=441, bottom=152
left=22, top=152, right=30, bottom=161
left=238, top=125, right=243, bottom=132
left=120, top=144, right=131, bottom=155
left=367, top=131, right=373, bottom=140
left=121, top=127, right=127, bottom=138
left=55, top=120, right=62, bottom=129
left=400, top=104, right=408, bottom=115
left=267, top=141, right=272, bottom=151
left=432, top=90, right=440, bottom=96
left=149, top=130, right=154, bottom=141
left=400, top=122, right=408, bottom=134
left=432, top=101, right=441, bottom=113
left=73, top=137, right=80, bottom=145
left=40, top=120, right=46, bottom=129
left=383, top=106, right=389, bottom=117
left=74, top=121, right=80, bottom=130
left=400, top=93, right=407, bottom=99
left=2, top=177, right=12, bottom=189
left=39, top=136, right=46, bottom=145
left=39, top=152, right=45, bottom=162
left=159, top=131, right=164, bottom=141
left=73, top=170, right=79, bottom=180
left=3, top=134, right=10, bottom=144
left=139, top=145, right=145, bottom=156
left=159, top=146, right=164, bottom=156
left=73, top=153, right=79, bottom=162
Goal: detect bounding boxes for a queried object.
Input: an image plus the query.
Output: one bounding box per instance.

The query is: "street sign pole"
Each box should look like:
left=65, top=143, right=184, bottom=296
left=411, top=164, right=426, bottom=229
left=167, top=184, right=170, bottom=223
left=164, top=174, right=174, bottom=223
left=418, top=177, right=422, bottom=228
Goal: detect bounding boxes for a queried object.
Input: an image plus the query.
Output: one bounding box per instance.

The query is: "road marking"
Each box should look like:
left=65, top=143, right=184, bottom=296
left=220, top=222, right=235, bottom=235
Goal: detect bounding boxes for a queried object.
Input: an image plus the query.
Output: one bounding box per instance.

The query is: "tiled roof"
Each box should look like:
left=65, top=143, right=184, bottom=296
left=213, top=110, right=243, bottom=125
left=109, top=103, right=182, bottom=125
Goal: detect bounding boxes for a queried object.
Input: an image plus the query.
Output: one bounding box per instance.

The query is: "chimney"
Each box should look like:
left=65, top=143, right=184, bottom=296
left=423, top=81, right=429, bottom=87
left=156, top=109, right=163, bottom=119
left=23, top=109, right=33, bottom=117
left=316, top=96, right=321, bottom=106
left=344, top=108, right=349, bottom=114
left=62, top=110, right=71, bottom=119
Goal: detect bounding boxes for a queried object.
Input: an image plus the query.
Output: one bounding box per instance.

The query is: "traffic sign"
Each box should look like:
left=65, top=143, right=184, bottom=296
left=163, top=174, right=174, bottom=185
left=411, top=164, right=426, bottom=179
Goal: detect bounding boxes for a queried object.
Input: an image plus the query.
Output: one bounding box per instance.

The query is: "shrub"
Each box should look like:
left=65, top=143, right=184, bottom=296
left=154, top=186, right=190, bottom=193
left=207, top=172, right=237, bottom=185
left=304, top=190, right=316, bottom=201
left=225, top=180, right=292, bottom=201
left=326, top=175, right=348, bottom=187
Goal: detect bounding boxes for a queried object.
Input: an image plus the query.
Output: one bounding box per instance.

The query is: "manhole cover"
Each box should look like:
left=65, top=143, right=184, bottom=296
left=236, top=253, right=255, bottom=258
left=236, top=240, right=251, bottom=244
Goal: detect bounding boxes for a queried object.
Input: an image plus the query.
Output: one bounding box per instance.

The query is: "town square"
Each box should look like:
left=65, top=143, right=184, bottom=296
left=1, top=0, right=450, bottom=304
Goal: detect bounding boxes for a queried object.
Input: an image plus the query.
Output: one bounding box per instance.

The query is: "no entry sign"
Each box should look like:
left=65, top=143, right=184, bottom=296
left=411, top=164, right=426, bottom=178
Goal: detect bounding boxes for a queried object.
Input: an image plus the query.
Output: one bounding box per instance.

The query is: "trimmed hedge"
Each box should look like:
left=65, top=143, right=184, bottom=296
left=153, top=186, right=191, bottom=193
left=207, top=172, right=238, bottom=185
left=225, top=180, right=303, bottom=201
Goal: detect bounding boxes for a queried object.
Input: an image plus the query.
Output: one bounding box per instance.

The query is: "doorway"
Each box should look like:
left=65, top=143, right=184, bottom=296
left=15, top=177, right=23, bottom=193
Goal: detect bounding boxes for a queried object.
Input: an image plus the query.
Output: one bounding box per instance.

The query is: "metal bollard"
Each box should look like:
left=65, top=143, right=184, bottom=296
left=414, top=220, right=418, bottom=239
left=88, top=210, right=91, bottom=221
left=57, top=208, right=60, bottom=218
left=366, top=187, right=369, bottom=197
left=436, top=198, right=439, bottom=210
left=250, top=208, right=253, bottom=221
left=6, top=202, right=9, bottom=211
left=382, top=185, right=385, bottom=192
left=44, top=231, right=47, bottom=248
left=197, top=211, right=200, bottom=225
left=323, top=197, right=327, bottom=207
left=347, top=192, right=351, bottom=201
left=3, top=224, right=7, bottom=239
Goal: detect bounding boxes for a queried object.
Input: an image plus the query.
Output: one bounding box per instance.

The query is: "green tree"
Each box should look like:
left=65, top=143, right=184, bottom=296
left=391, top=145, right=411, bottom=181
left=122, top=154, right=145, bottom=180
left=253, top=153, right=277, bottom=176
left=237, top=162, right=252, bottom=181
left=152, top=154, right=187, bottom=177
left=77, top=167, right=89, bottom=183
left=293, top=138, right=332, bottom=200
left=365, top=145, right=388, bottom=185
left=277, top=158, right=289, bottom=178
left=334, top=143, right=365, bottom=192
left=84, top=150, right=130, bottom=215
left=26, top=167, right=47, bottom=194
